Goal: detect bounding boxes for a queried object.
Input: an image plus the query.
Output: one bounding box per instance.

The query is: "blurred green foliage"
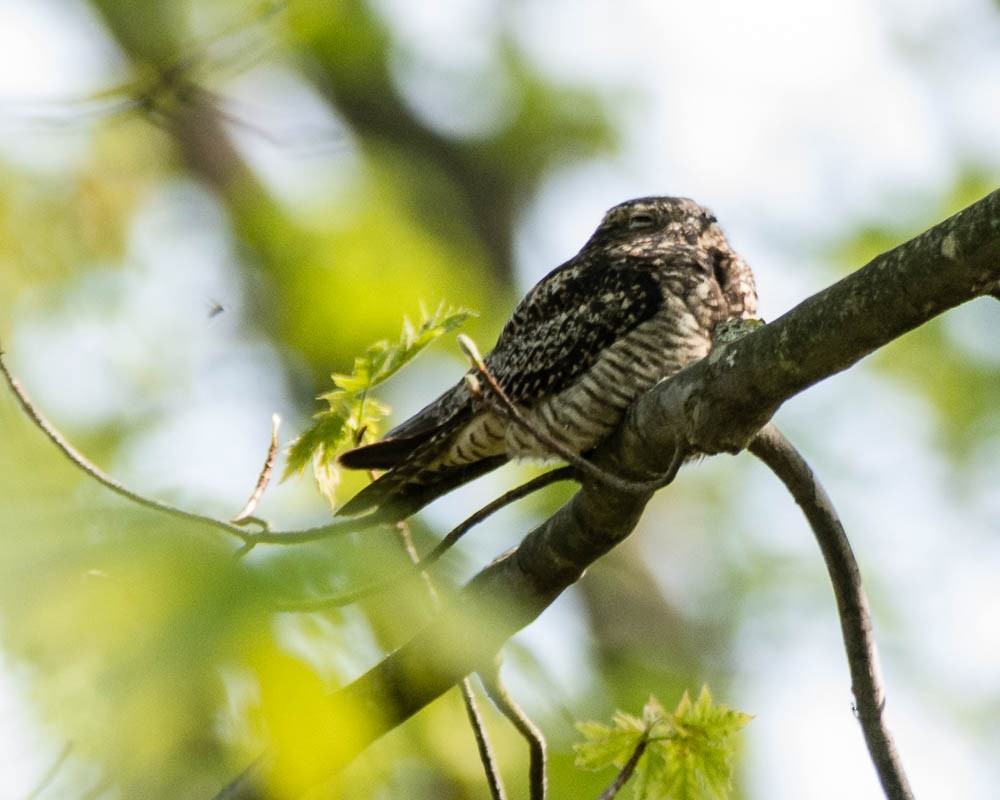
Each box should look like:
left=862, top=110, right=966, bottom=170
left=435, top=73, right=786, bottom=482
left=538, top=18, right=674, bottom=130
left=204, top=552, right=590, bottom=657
left=0, top=0, right=620, bottom=796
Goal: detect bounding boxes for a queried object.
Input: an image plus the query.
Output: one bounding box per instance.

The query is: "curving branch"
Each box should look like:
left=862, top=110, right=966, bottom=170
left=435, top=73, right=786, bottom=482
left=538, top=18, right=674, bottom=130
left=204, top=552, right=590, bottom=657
left=0, top=352, right=253, bottom=542
left=0, top=356, right=390, bottom=548
left=216, top=188, right=1000, bottom=797
left=479, top=662, right=548, bottom=800
left=749, top=425, right=913, bottom=800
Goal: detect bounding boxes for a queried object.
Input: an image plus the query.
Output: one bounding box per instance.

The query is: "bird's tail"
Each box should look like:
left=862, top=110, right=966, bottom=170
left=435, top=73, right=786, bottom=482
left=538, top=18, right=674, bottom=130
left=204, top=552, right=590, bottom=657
left=335, top=456, right=509, bottom=522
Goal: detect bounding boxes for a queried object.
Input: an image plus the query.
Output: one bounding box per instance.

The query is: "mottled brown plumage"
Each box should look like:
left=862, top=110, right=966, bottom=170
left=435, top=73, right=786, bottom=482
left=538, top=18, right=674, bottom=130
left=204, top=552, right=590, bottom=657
left=337, top=197, right=758, bottom=519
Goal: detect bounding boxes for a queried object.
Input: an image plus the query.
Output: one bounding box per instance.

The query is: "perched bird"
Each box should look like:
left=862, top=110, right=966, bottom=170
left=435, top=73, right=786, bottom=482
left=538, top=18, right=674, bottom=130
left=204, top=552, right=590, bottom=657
left=337, top=196, right=758, bottom=520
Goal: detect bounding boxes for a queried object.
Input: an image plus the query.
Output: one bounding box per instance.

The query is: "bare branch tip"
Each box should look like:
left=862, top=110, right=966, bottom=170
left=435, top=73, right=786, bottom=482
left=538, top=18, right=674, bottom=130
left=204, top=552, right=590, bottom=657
left=231, top=413, right=282, bottom=523
left=464, top=372, right=484, bottom=399
left=457, top=333, right=486, bottom=370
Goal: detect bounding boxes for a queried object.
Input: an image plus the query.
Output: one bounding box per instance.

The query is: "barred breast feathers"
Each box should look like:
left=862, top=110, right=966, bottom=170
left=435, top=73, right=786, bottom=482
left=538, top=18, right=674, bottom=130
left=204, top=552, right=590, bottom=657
left=505, top=261, right=726, bottom=459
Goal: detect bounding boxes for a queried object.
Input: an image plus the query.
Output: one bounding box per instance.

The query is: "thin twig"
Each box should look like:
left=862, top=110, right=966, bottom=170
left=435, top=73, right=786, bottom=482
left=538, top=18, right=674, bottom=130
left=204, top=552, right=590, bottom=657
left=748, top=423, right=914, bottom=800
left=479, top=661, right=547, bottom=800
left=1, top=352, right=385, bottom=548
left=460, top=678, right=507, bottom=800
left=457, top=335, right=684, bottom=496
left=231, top=515, right=270, bottom=531
left=239, top=517, right=380, bottom=544
left=0, top=351, right=249, bottom=542
left=390, top=516, right=507, bottom=800
left=231, top=413, right=280, bottom=524
left=596, top=733, right=648, bottom=800
left=274, top=467, right=574, bottom=612
left=420, top=467, right=574, bottom=568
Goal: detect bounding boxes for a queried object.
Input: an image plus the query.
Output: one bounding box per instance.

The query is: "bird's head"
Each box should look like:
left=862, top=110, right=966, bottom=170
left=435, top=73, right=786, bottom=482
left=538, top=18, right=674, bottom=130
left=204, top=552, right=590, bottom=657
left=584, top=196, right=759, bottom=320
left=587, top=196, right=724, bottom=252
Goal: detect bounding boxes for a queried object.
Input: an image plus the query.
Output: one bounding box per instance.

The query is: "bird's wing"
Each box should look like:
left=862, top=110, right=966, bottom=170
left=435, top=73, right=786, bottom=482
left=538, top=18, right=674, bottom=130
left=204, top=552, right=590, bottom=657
left=485, top=255, right=666, bottom=403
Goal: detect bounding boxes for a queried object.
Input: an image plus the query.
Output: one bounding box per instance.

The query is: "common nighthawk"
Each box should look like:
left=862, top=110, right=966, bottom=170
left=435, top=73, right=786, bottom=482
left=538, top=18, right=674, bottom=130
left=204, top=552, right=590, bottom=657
left=337, top=197, right=758, bottom=520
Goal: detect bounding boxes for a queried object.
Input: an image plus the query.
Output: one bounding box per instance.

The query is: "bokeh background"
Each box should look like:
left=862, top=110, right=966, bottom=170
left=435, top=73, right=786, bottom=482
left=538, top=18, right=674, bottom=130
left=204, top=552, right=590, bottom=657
left=1, top=0, right=999, bottom=798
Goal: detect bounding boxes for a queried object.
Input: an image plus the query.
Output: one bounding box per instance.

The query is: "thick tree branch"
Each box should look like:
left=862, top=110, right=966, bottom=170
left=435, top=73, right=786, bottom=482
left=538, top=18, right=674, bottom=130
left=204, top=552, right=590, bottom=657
left=220, top=191, right=999, bottom=797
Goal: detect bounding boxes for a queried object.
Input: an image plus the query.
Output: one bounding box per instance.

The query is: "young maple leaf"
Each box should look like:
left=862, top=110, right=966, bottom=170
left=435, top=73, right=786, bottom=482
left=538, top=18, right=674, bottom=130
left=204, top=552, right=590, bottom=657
left=283, top=303, right=473, bottom=507
left=575, top=686, right=751, bottom=800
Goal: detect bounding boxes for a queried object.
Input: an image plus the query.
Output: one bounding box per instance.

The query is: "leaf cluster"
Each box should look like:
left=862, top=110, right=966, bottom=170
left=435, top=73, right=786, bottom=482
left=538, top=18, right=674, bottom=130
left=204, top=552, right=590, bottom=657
left=574, top=687, right=752, bottom=800
left=283, top=303, right=473, bottom=507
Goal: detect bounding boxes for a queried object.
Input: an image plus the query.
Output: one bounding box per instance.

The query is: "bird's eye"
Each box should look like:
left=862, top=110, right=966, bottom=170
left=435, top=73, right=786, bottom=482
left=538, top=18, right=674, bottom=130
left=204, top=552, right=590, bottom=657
left=628, top=212, right=656, bottom=230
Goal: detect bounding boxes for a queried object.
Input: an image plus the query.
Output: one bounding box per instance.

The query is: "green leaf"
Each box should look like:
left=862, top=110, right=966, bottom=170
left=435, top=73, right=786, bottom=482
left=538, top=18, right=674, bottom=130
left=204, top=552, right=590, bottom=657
left=311, top=447, right=342, bottom=510
left=574, top=713, right=646, bottom=771
left=574, top=686, right=751, bottom=800
left=372, top=301, right=474, bottom=385
left=282, top=304, right=474, bottom=508
left=284, top=408, right=353, bottom=479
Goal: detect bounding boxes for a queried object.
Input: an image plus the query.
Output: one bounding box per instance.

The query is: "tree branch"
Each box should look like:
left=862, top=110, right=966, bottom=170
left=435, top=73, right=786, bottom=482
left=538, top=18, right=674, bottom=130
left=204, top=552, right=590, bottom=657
left=479, top=662, right=548, bottom=800
left=274, top=467, right=574, bottom=611
left=216, top=188, right=999, bottom=797
left=460, top=678, right=507, bottom=800
left=231, top=413, right=281, bottom=525
left=0, top=351, right=253, bottom=542
left=596, top=732, right=648, bottom=800
left=0, top=353, right=391, bottom=547
left=391, top=518, right=509, bottom=800
left=749, top=425, right=913, bottom=800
